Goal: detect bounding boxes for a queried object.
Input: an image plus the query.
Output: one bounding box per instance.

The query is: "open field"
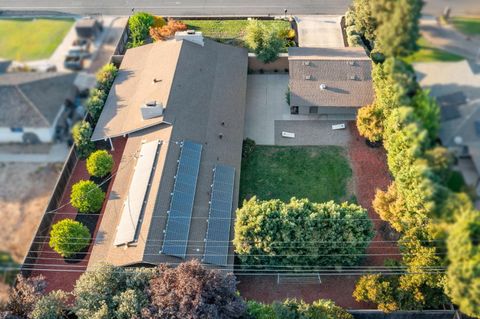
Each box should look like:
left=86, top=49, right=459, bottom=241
left=403, top=36, right=464, bottom=63
left=451, top=17, right=480, bottom=36
left=182, top=19, right=291, bottom=48
left=0, top=18, right=74, bottom=61
left=239, top=146, right=353, bottom=204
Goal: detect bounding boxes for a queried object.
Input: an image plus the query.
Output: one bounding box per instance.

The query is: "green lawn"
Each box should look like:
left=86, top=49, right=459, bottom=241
left=403, top=36, right=464, bottom=63
left=240, top=146, right=353, bottom=204
left=0, top=18, right=74, bottom=61
left=182, top=19, right=291, bottom=48
left=451, top=17, right=480, bottom=36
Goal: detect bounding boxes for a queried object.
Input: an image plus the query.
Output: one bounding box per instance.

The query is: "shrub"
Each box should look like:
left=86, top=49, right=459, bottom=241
left=70, top=180, right=105, bottom=213
left=149, top=18, right=187, bottom=41
left=245, top=20, right=287, bottom=63
left=49, top=219, right=91, bottom=258
left=353, top=274, right=399, bottom=312
left=145, top=260, right=246, bottom=318
left=85, top=94, right=105, bottom=122
left=5, top=275, right=46, bottom=317
left=347, top=34, right=364, bottom=47
left=152, top=16, right=166, bottom=28
left=242, top=138, right=256, bottom=159
left=247, top=299, right=353, bottom=319
left=72, top=121, right=95, bottom=159
left=128, top=12, right=154, bottom=48
left=234, top=198, right=374, bottom=267
left=86, top=150, right=114, bottom=178
left=31, top=290, right=69, bottom=319
left=96, top=63, right=118, bottom=92
left=356, top=103, right=384, bottom=142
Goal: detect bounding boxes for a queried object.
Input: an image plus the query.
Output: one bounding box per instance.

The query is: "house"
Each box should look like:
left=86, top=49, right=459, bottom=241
left=0, top=72, right=77, bottom=143
left=288, top=47, right=374, bottom=119
left=88, top=33, right=248, bottom=271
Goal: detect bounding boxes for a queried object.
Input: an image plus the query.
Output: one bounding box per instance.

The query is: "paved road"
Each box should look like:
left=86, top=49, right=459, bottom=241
left=1, top=0, right=478, bottom=16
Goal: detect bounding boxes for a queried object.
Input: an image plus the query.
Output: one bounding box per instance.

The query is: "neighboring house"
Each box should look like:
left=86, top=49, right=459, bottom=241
left=88, top=33, right=248, bottom=271
left=288, top=47, right=374, bottom=119
left=0, top=72, right=77, bottom=143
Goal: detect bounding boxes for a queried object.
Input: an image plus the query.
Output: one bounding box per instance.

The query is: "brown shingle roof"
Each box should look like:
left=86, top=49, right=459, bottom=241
left=88, top=38, right=248, bottom=270
left=288, top=47, right=374, bottom=108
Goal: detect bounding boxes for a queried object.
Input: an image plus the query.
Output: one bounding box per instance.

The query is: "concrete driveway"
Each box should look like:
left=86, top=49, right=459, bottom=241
left=294, top=15, right=345, bottom=47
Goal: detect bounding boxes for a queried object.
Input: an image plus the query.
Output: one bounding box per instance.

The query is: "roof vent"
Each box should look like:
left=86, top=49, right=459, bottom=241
left=175, top=30, right=204, bottom=46
left=141, top=101, right=164, bottom=119
left=303, top=61, right=311, bottom=66
left=305, top=75, right=312, bottom=80
left=348, top=61, right=356, bottom=66
left=320, top=84, right=327, bottom=90
left=350, top=75, right=358, bottom=80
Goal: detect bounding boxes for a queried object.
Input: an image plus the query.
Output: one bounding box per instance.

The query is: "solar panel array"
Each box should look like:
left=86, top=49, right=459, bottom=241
left=161, top=140, right=202, bottom=258
left=203, top=164, right=235, bottom=266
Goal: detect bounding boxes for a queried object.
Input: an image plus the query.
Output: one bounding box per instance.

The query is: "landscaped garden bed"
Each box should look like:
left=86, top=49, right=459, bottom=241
left=240, top=145, right=353, bottom=204
left=0, top=18, right=74, bottom=61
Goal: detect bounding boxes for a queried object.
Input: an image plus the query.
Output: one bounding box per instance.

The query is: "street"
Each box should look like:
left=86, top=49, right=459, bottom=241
left=0, top=0, right=478, bottom=16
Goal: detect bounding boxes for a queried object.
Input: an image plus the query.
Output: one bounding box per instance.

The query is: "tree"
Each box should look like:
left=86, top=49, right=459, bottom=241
left=85, top=88, right=107, bottom=123
left=245, top=20, right=286, bottom=63
left=424, top=147, right=453, bottom=185
left=350, top=0, right=377, bottom=46
left=31, top=290, right=69, bottom=319
left=145, top=260, right=246, bottom=319
left=86, top=150, right=114, bottom=178
left=354, top=274, right=399, bottom=312
left=96, top=63, right=118, bottom=92
left=356, top=103, right=384, bottom=142
left=72, top=121, right=95, bottom=159
left=49, top=219, right=90, bottom=258
left=74, top=263, right=153, bottom=319
left=70, top=180, right=105, bottom=213
left=5, top=275, right=46, bottom=317
left=446, top=209, right=480, bottom=318
left=412, top=89, right=440, bottom=142
left=373, top=0, right=423, bottom=57
left=248, top=299, right=353, bottom=319
left=128, top=12, right=154, bottom=48
left=234, top=198, right=374, bottom=267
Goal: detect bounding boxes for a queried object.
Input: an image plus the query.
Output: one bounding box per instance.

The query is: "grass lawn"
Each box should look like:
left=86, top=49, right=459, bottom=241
left=451, top=17, right=480, bottom=36
left=240, top=146, right=353, bottom=204
left=182, top=19, right=291, bottom=48
left=403, top=36, right=464, bottom=63
left=0, top=18, right=74, bottom=61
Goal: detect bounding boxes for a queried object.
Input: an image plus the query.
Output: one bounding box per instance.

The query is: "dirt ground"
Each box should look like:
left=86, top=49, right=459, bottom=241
left=0, top=163, right=61, bottom=300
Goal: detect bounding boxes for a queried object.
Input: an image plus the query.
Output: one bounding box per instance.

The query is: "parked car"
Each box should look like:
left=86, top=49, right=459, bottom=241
left=64, top=56, right=84, bottom=70
left=71, top=38, right=91, bottom=52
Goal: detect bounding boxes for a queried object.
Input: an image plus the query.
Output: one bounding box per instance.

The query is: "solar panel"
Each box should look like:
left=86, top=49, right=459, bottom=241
left=161, top=140, right=202, bottom=258
left=114, top=140, right=160, bottom=246
left=203, top=164, right=235, bottom=266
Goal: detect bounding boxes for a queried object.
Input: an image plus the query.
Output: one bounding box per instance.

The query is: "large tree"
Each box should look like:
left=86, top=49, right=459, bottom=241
left=245, top=20, right=287, bottom=63
left=144, top=260, right=246, bottom=319
left=234, top=198, right=374, bottom=267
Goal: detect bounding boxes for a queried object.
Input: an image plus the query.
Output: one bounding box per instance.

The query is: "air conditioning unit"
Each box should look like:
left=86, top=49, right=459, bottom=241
left=350, top=75, right=358, bottom=80
left=141, top=101, right=164, bottom=119
left=305, top=75, right=312, bottom=80
left=303, top=61, right=311, bottom=66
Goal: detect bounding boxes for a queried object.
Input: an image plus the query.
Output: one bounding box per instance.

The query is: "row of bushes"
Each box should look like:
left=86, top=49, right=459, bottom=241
left=349, top=0, right=480, bottom=316
left=1, top=261, right=352, bottom=319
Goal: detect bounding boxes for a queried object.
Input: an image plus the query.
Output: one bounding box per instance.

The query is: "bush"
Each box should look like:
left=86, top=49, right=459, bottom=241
left=347, top=34, right=364, bottom=47
left=86, top=150, right=114, bottom=178
left=152, top=16, right=166, bottom=28
left=353, top=274, right=399, bottom=312
left=128, top=12, right=154, bottom=48
left=356, top=103, right=384, bottom=142
left=149, top=18, right=187, bottom=41
left=70, top=180, right=105, bottom=213
left=49, top=219, right=91, bottom=258
left=31, top=290, right=69, bottom=319
left=245, top=20, right=287, bottom=63
left=247, top=299, right=353, bottom=319
left=242, top=138, right=256, bottom=159
left=5, top=275, right=46, bottom=317
left=85, top=94, right=105, bottom=122
left=96, top=63, right=118, bottom=92
left=234, top=198, right=374, bottom=267
left=72, top=121, right=95, bottom=159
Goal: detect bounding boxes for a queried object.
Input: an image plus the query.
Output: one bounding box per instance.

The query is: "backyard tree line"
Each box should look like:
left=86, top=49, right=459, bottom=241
left=348, top=0, right=480, bottom=316
left=0, top=260, right=353, bottom=319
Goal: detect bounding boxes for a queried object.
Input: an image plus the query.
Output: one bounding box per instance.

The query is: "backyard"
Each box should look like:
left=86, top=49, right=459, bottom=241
left=0, top=18, right=74, bottom=61
left=403, top=36, right=464, bottom=63
left=240, top=146, right=353, bottom=204
left=182, top=19, right=292, bottom=48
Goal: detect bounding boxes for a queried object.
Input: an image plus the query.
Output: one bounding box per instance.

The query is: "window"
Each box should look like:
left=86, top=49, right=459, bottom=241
left=10, top=127, right=23, bottom=133
left=309, top=107, right=318, bottom=114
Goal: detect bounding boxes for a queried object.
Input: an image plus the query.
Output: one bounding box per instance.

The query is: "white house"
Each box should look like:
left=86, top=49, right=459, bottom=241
left=0, top=72, right=77, bottom=143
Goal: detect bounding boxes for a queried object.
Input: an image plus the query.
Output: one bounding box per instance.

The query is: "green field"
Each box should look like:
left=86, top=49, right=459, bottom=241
left=182, top=19, right=291, bottom=48
left=403, top=36, right=464, bottom=63
left=0, top=18, right=74, bottom=61
left=240, top=146, right=353, bottom=204
left=451, top=17, right=480, bottom=36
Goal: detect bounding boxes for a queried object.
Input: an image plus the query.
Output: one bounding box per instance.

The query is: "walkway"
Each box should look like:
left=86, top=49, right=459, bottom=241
left=294, top=15, right=345, bottom=47
left=27, top=137, right=127, bottom=293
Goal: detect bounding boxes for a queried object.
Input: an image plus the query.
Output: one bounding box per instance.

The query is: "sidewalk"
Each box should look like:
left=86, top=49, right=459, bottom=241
left=420, top=16, right=480, bottom=61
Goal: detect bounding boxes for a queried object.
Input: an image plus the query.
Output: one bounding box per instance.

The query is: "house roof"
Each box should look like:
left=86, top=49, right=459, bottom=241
left=288, top=47, right=374, bottom=108
left=0, top=72, right=77, bottom=128
left=87, top=38, right=248, bottom=270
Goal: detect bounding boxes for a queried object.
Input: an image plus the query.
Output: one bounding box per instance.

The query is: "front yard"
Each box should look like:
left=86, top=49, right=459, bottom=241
left=403, top=36, right=464, bottom=63
left=0, top=18, right=74, bottom=61
left=451, top=17, right=480, bottom=36
left=240, top=145, right=353, bottom=204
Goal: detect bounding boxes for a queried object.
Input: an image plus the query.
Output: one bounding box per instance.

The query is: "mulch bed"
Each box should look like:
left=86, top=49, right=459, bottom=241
left=237, top=122, right=399, bottom=309
left=28, top=137, right=127, bottom=293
